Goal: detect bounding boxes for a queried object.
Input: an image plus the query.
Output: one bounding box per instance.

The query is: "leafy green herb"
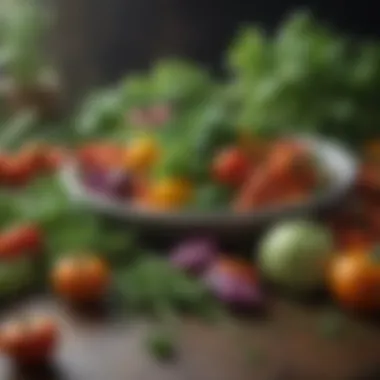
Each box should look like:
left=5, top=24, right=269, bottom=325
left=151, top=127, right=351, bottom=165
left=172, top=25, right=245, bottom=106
left=146, top=328, right=177, bottom=361
left=228, top=11, right=380, bottom=144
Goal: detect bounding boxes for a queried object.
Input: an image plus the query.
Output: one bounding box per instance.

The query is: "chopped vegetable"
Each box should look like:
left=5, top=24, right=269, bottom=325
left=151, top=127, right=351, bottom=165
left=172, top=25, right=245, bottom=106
left=143, top=178, right=193, bottom=210
left=170, top=237, right=218, bottom=275
left=82, top=168, right=135, bottom=200
left=124, top=136, right=160, bottom=173
left=212, top=146, right=252, bottom=186
left=203, top=257, right=263, bottom=308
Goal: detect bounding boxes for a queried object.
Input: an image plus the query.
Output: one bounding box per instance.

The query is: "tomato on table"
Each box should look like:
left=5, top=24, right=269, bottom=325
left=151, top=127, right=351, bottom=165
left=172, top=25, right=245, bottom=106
left=51, top=255, right=110, bottom=303
left=0, top=316, right=59, bottom=364
left=329, top=247, right=380, bottom=311
left=212, top=146, right=251, bottom=186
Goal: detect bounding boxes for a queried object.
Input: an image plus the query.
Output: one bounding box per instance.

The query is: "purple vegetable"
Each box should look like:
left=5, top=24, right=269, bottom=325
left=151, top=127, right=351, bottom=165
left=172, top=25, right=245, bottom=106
left=82, top=168, right=134, bottom=199
left=170, top=237, right=218, bottom=275
left=203, top=258, right=263, bottom=309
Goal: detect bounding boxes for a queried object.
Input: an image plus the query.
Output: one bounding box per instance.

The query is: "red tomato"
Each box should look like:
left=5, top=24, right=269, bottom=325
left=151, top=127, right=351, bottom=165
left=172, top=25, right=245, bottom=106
left=0, top=316, right=59, bottom=364
left=0, top=153, right=11, bottom=183
left=0, top=225, right=43, bottom=260
left=1, top=156, right=35, bottom=187
left=212, top=147, right=251, bottom=185
left=51, top=255, right=110, bottom=303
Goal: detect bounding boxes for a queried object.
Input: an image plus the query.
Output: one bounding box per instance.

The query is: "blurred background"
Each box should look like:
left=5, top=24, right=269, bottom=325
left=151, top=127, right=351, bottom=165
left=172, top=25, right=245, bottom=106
left=0, top=1, right=380, bottom=380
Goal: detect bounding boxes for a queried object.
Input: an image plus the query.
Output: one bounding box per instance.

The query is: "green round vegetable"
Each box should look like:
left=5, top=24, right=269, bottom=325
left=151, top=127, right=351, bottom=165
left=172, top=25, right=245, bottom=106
left=258, top=220, right=334, bottom=292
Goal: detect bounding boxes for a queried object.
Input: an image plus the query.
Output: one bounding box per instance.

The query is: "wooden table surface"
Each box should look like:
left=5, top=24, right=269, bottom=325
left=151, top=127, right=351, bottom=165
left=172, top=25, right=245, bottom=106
left=1, top=296, right=380, bottom=380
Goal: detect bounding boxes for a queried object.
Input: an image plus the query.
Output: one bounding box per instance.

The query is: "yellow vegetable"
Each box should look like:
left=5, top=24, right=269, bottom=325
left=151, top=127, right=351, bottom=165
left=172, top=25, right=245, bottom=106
left=147, top=178, right=193, bottom=210
left=124, top=137, right=159, bottom=172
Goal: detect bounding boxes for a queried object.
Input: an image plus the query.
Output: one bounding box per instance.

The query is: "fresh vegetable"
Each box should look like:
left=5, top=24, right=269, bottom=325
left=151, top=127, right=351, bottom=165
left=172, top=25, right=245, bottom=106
left=0, top=316, right=59, bottom=364
left=170, top=237, right=218, bottom=275
left=328, top=247, right=380, bottom=311
left=124, top=136, right=160, bottom=173
left=228, top=11, right=380, bottom=144
left=146, top=329, right=177, bottom=361
left=0, top=224, right=43, bottom=260
left=51, top=255, right=110, bottom=303
left=115, top=256, right=213, bottom=315
left=212, top=146, right=251, bottom=186
left=258, top=220, right=334, bottom=292
left=144, top=178, right=193, bottom=210
left=203, top=257, right=262, bottom=308
left=82, top=168, right=135, bottom=199
left=234, top=142, right=319, bottom=211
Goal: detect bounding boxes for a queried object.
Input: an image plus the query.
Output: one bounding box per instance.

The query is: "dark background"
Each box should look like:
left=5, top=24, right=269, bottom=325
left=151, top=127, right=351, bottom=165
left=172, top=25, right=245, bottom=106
left=54, top=0, right=380, bottom=105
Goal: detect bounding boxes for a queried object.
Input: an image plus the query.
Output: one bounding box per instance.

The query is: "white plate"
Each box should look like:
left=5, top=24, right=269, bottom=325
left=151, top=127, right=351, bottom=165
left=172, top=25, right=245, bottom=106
left=59, top=137, right=357, bottom=232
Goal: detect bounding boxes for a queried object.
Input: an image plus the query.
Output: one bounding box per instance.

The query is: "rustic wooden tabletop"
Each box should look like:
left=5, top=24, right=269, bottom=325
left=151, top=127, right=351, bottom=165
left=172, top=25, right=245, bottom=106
left=1, top=295, right=380, bottom=380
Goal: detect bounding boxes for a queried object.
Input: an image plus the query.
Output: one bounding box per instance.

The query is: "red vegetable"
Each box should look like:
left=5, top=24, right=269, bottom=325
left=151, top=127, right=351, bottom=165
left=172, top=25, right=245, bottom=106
left=170, top=237, right=218, bottom=275
left=0, top=316, right=59, bottom=364
left=203, top=258, right=263, bottom=309
left=212, top=147, right=251, bottom=186
left=0, top=225, right=43, bottom=260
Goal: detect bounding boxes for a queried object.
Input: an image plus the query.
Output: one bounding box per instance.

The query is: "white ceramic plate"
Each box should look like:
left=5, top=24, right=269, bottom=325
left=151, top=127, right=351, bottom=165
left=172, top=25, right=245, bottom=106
left=59, top=137, right=357, bottom=231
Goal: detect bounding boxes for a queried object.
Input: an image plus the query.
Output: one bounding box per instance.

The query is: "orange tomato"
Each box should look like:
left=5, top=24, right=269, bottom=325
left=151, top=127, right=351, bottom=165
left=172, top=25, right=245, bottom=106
left=51, top=255, right=110, bottom=303
left=123, top=137, right=159, bottom=173
left=212, top=146, right=251, bottom=186
left=329, top=248, right=380, bottom=311
left=144, top=178, right=193, bottom=210
left=0, top=316, right=59, bottom=364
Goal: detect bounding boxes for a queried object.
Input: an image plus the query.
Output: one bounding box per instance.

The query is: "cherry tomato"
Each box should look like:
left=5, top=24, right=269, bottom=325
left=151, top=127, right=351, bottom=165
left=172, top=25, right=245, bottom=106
left=123, top=137, right=159, bottom=173
left=212, top=147, right=251, bottom=186
left=0, top=224, right=43, bottom=260
left=0, top=316, right=59, bottom=364
left=0, top=153, right=11, bottom=183
left=1, top=156, right=35, bottom=187
left=51, top=255, right=110, bottom=303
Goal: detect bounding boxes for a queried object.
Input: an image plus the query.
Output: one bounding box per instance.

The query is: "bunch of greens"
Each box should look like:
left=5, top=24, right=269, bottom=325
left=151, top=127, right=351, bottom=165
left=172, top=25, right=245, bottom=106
left=227, top=11, right=380, bottom=144
left=114, top=256, right=228, bottom=360
left=75, top=59, right=216, bottom=140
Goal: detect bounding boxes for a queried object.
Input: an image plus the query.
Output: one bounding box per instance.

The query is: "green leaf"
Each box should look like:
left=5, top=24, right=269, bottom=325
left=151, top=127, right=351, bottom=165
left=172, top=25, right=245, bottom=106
left=146, top=328, right=177, bottom=361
